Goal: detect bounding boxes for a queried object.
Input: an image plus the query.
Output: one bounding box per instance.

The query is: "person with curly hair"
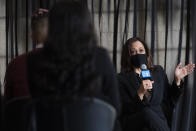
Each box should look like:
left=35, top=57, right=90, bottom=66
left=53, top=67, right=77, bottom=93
left=4, top=1, right=120, bottom=123
left=27, top=1, right=120, bottom=110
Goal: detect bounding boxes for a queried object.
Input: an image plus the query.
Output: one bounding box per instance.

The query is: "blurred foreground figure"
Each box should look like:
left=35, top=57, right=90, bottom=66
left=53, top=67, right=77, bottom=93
left=4, top=2, right=120, bottom=131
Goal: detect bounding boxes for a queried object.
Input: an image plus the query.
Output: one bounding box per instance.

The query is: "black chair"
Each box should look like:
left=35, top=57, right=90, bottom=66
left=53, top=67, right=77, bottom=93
left=4, top=97, right=34, bottom=131
left=4, top=97, right=116, bottom=131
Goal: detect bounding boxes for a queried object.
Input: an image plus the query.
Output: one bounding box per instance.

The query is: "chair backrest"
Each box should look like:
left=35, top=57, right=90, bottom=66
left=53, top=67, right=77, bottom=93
left=4, top=97, right=34, bottom=131
left=4, top=97, right=116, bottom=131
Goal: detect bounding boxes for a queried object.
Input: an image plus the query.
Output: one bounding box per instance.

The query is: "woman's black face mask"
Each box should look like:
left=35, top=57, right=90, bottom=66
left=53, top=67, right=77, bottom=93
left=130, top=54, right=147, bottom=68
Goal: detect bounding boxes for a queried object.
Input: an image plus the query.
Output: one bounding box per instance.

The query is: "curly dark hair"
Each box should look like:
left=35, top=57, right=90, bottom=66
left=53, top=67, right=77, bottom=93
left=120, top=37, right=154, bottom=73
left=28, top=1, right=100, bottom=98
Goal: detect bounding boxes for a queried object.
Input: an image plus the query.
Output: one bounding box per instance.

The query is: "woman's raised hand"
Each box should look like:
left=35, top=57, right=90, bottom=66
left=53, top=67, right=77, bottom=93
left=174, top=62, right=195, bottom=85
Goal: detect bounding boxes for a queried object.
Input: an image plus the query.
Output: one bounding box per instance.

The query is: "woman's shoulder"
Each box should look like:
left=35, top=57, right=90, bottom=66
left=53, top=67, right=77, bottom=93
left=151, top=65, right=165, bottom=75
left=153, top=65, right=163, bottom=70
left=118, top=72, right=130, bottom=77
left=117, top=73, right=128, bottom=83
left=117, top=71, right=136, bottom=83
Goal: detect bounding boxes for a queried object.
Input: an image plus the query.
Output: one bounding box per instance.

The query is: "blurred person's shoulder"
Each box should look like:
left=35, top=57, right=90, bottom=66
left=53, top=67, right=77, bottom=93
left=7, top=48, right=42, bottom=70
left=93, top=46, right=112, bottom=64
left=94, top=46, right=109, bottom=56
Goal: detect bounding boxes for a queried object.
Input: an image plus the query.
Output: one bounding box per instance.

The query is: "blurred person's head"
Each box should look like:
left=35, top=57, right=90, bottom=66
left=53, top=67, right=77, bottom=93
left=44, top=0, right=96, bottom=55
left=31, top=9, right=48, bottom=45
left=29, top=1, right=99, bottom=97
left=120, top=37, right=153, bottom=73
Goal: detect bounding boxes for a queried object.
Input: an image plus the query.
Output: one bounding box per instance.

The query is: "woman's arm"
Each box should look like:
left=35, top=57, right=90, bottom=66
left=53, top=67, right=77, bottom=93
left=161, top=65, right=185, bottom=127
left=118, top=73, right=149, bottom=113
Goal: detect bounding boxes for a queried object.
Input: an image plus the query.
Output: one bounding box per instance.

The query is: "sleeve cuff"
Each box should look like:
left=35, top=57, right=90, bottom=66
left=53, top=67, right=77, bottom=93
left=172, top=80, right=184, bottom=89
left=172, top=80, right=184, bottom=96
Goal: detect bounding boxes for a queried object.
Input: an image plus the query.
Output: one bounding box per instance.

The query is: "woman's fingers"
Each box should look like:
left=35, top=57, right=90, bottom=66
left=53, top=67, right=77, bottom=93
left=142, top=80, right=154, bottom=90
left=176, top=62, right=195, bottom=79
left=176, top=62, right=182, bottom=69
left=185, top=62, right=195, bottom=75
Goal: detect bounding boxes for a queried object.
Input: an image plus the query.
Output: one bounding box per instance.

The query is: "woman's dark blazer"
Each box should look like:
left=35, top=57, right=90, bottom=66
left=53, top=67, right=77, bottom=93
left=118, top=65, right=183, bottom=130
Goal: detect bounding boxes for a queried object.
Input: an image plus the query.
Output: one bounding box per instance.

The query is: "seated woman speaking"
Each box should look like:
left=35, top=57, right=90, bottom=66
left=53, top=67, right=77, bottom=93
left=118, top=37, right=195, bottom=131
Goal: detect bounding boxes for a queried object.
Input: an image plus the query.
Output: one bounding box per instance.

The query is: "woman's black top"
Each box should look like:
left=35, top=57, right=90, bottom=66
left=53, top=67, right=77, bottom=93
left=118, top=65, right=183, bottom=130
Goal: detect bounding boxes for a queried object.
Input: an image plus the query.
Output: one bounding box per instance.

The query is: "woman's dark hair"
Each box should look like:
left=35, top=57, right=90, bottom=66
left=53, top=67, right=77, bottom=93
left=28, top=1, right=100, bottom=98
left=120, top=37, right=154, bottom=73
